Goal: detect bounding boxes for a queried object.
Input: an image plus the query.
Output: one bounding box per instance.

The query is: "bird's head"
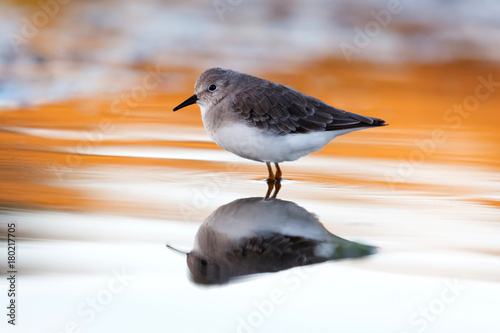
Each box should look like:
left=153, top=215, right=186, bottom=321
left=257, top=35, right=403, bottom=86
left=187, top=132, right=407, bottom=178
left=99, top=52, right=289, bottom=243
left=187, top=251, right=229, bottom=285
left=173, top=67, right=236, bottom=112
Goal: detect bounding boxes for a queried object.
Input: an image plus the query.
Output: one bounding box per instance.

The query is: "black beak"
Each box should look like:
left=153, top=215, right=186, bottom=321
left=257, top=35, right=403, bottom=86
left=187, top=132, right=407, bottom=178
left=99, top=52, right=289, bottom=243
left=166, top=244, right=188, bottom=255
left=173, top=94, right=198, bottom=111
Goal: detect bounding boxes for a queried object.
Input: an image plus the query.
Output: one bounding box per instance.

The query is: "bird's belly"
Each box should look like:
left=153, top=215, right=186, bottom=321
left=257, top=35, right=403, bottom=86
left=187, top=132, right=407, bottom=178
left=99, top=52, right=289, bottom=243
left=207, top=123, right=343, bottom=163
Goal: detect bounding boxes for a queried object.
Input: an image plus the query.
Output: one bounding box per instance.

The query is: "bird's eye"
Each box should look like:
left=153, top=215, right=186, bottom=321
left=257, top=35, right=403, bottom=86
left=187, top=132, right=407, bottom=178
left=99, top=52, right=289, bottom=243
left=208, top=84, right=217, bottom=92
left=200, top=259, right=208, bottom=266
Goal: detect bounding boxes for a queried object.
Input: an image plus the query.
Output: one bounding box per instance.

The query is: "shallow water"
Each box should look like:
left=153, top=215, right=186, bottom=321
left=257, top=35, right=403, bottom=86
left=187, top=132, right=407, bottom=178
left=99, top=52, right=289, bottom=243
left=1, top=1, right=500, bottom=332
left=2, top=60, right=500, bottom=332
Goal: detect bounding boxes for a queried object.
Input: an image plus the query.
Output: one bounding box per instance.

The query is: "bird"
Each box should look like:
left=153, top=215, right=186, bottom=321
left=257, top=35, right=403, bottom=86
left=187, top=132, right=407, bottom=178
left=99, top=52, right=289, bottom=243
left=173, top=68, right=386, bottom=188
left=167, top=197, right=376, bottom=285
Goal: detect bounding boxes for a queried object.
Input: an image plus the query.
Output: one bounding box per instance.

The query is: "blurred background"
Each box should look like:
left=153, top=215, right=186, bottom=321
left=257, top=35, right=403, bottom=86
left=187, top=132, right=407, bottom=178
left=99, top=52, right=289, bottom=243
left=1, top=0, right=500, bottom=332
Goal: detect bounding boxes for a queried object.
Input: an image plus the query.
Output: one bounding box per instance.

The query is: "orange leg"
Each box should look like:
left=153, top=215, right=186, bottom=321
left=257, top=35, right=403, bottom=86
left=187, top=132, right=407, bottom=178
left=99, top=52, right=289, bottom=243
left=274, top=163, right=282, bottom=180
left=266, top=162, right=275, bottom=182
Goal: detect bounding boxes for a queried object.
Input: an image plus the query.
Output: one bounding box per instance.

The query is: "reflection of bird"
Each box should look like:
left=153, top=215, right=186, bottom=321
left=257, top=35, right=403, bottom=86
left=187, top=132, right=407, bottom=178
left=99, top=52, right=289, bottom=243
left=173, top=68, right=386, bottom=184
left=169, top=197, right=376, bottom=285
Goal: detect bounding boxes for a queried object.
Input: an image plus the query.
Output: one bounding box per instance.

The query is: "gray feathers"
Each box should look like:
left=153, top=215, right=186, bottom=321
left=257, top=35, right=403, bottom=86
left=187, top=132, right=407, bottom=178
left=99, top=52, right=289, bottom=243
left=230, top=76, right=386, bottom=136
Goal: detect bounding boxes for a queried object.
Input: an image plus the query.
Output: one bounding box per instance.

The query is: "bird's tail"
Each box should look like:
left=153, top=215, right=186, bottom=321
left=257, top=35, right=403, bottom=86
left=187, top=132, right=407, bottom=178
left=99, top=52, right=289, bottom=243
left=369, top=117, right=387, bottom=127
left=317, top=237, right=377, bottom=260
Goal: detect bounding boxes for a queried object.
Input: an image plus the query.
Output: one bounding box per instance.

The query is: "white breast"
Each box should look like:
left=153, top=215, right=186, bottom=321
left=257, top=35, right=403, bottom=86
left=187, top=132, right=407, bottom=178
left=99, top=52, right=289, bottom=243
left=207, top=122, right=351, bottom=163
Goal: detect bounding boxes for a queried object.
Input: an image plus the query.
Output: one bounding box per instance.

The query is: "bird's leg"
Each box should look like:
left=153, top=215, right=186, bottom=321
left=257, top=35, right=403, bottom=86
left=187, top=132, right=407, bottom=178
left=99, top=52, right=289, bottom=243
left=264, top=182, right=274, bottom=200
left=266, top=162, right=275, bottom=181
left=271, top=178, right=281, bottom=198
left=265, top=162, right=275, bottom=200
left=266, top=162, right=275, bottom=182
left=274, top=163, right=282, bottom=181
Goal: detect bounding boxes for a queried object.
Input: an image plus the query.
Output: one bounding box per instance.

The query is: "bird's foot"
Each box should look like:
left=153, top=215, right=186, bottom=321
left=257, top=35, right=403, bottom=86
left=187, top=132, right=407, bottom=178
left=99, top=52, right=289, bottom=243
left=271, top=178, right=281, bottom=199
left=264, top=177, right=281, bottom=200
left=264, top=162, right=282, bottom=200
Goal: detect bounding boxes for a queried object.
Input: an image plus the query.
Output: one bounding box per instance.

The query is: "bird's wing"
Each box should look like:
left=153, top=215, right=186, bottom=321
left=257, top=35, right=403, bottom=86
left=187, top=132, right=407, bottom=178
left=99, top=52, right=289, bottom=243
left=225, top=234, right=324, bottom=271
left=232, top=81, right=385, bottom=135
